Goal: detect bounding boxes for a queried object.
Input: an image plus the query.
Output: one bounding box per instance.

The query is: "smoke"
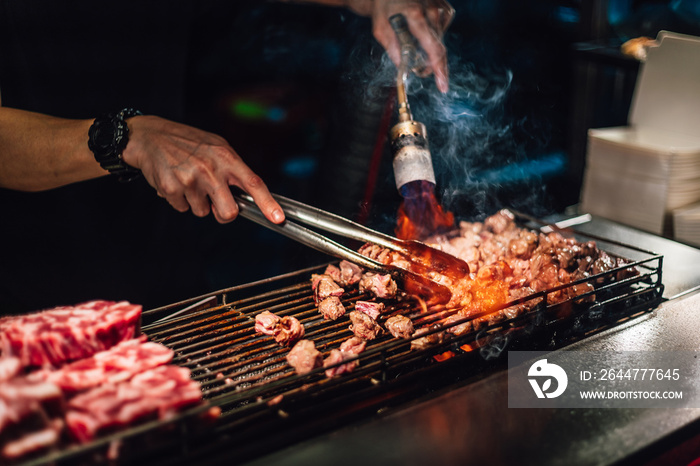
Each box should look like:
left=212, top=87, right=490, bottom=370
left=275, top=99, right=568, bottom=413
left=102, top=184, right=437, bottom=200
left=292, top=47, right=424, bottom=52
left=343, top=39, right=561, bottom=223
left=408, top=57, right=555, bottom=220
left=477, top=329, right=511, bottom=361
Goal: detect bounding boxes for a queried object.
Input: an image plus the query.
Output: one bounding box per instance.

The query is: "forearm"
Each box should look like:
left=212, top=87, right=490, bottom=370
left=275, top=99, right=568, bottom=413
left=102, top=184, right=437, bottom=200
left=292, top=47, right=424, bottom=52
left=0, top=107, right=104, bottom=191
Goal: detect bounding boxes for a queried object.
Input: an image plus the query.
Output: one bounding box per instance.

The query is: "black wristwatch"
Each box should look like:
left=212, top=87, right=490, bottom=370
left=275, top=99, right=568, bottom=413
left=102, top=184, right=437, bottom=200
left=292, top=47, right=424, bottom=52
left=88, top=108, right=143, bottom=182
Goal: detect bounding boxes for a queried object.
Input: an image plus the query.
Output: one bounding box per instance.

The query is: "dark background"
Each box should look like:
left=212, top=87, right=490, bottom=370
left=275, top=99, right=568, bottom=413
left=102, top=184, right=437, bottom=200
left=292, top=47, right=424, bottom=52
left=3, top=0, right=698, bottom=312
left=180, top=0, right=700, bottom=295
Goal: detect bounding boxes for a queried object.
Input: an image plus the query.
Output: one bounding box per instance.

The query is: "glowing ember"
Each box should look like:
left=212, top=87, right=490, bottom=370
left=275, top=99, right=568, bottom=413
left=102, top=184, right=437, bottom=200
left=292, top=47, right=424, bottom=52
left=396, top=181, right=454, bottom=241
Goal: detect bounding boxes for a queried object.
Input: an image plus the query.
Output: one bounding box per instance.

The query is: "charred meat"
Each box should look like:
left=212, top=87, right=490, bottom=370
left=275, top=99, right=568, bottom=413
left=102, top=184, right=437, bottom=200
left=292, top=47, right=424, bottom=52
left=410, top=324, right=446, bottom=351
left=348, top=311, right=383, bottom=341
left=384, top=315, right=414, bottom=339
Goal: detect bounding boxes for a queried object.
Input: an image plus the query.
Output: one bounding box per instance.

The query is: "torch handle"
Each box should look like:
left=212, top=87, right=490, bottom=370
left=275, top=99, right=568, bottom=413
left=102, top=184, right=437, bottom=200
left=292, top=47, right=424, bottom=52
left=388, top=14, right=428, bottom=77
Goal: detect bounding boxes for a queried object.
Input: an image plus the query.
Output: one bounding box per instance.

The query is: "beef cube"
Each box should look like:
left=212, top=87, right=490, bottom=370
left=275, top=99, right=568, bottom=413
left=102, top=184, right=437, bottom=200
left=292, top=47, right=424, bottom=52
left=324, top=336, right=367, bottom=378
left=339, top=336, right=367, bottom=355
left=273, top=316, right=305, bottom=346
left=385, top=315, right=414, bottom=339
left=286, top=340, right=322, bottom=375
left=355, top=301, right=385, bottom=320
left=324, top=349, right=359, bottom=378
left=312, top=275, right=344, bottom=304
left=358, top=273, right=397, bottom=299
left=254, top=311, right=280, bottom=336
left=410, top=325, right=445, bottom=351
left=348, top=311, right=383, bottom=341
left=318, top=296, right=346, bottom=321
left=338, top=261, right=363, bottom=286
left=443, top=314, right=472, bottom=337
left=323, top=264, right=342, bottom=283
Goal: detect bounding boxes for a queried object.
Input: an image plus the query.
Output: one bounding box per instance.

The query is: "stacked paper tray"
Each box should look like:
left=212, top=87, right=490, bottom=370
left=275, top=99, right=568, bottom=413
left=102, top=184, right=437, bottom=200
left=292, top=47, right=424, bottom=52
left=673, top=202, right=700, bottom=247
left=580, top=31, right=700, bottom=236
left=581, top=126, right=700, bottom=235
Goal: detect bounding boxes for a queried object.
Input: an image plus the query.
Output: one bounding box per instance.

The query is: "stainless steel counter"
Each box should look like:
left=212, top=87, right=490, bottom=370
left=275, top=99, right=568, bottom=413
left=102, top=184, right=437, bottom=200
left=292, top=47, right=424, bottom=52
left=246, top=215, right=700, bottom=466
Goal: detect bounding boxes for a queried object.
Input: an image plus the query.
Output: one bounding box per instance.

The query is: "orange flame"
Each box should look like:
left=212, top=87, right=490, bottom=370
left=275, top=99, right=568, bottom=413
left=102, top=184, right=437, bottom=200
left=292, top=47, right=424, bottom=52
left=395, top=181, right=455, bottom=241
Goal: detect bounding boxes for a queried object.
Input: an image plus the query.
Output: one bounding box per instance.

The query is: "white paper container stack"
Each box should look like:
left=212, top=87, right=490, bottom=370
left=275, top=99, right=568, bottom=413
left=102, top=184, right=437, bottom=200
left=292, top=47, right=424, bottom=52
left=673, top=202, right=700, bottom=247
left=580, top=31, right=700, bottom=238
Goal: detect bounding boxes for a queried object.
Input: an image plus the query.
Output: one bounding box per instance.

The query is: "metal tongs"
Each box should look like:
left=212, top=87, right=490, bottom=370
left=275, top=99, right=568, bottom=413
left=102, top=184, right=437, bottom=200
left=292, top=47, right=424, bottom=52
left=234, top=191, right=470, bottom=305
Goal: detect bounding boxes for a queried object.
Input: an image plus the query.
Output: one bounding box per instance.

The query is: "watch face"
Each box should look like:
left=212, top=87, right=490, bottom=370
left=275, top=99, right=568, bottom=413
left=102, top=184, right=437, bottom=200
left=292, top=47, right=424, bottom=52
left=89, top=116, right=128, bottom=160
left=93, top=121, right=115, bottom=151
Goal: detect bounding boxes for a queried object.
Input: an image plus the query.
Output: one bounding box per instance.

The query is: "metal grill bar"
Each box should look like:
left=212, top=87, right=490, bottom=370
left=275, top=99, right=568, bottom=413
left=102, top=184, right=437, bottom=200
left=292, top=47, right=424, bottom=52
left=21, top=228, right=664, bottom=466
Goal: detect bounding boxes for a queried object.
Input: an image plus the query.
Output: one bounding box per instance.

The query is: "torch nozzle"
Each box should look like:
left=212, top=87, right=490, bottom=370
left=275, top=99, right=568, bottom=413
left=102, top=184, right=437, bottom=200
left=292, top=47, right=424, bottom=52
left=389, top=14, right=436, bottom=195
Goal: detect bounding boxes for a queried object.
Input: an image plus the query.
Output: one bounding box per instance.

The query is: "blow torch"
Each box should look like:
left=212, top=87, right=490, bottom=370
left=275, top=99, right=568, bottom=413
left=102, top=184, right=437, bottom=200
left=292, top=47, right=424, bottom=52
left=389, top=14, right=436, bottom=199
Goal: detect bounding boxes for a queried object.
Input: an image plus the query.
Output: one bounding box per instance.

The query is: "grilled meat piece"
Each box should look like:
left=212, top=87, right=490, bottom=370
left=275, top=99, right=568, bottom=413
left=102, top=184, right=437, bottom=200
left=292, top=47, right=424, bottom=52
left=410, top=324, right=445, bottom=351
left=358, top=273, right=397, bottom=299
left=338, top=260, right=364, bottom=286
left=385, top=315, right=414, bottom=339
left=324, top=349, right=358, bottom=378
left=273, top=316, right=305, bottom=346
left=324, top=336, right=366, bottom=378
left=339, top=336, right=367, bottom=355
left=443, top=313, right=472, bottom=337
left=254, top=311, right=280, bottom=336
left=355, top=301, right=385, bottom=320
left=286, top=340, right=322, bottom=375
left=318, top=296, right=346, bottom=321
left=348, top=311, right=383, bottom=340
left=483, top=209, right=517, bottom=234
left=323, top=264, right=342, bottom=283
left=420, top=209, right=638, bottom=308
left=311, top=274, right=344, bottom=304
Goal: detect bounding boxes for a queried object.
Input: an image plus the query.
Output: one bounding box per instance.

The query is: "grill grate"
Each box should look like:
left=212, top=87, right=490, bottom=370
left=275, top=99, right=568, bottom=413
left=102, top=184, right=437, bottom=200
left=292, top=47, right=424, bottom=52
left=21, top=231, right=664, bottom=466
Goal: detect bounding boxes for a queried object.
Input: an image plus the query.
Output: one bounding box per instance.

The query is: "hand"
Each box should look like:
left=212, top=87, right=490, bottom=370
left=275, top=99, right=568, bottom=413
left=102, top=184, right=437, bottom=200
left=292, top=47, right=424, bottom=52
left=347, top=0, right=454, bottom=93
left=122, top=115, right=285, bottom=225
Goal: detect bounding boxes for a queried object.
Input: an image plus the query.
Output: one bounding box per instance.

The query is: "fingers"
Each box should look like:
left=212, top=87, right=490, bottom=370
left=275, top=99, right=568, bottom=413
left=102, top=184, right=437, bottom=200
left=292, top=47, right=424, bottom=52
left=131, top=118, right=283, bottom=225
left=375, top=0, right=453, bottom=93
left=177, top=145, right=284, bottom=225
left=229, top=168, right=285, bottom=225
left=373, top=15, right=401, bottom=67
left=209, top=185, right=239, bottom=224
left=403, top=4, right=450, bottom=93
